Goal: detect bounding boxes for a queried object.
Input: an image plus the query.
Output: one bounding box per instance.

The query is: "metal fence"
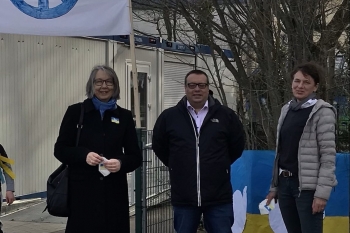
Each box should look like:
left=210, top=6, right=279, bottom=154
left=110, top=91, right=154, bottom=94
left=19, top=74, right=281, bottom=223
left=128, top=112, right=350, bottom=233
left=129, top=130, right=174, bottom=233
left=334, top=102, right=350, bottom=152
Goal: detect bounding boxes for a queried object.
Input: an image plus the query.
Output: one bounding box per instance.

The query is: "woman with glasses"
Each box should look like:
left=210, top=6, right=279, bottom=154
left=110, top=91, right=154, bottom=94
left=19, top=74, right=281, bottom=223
left=266, top=61, right=337, bottom=233
left=54, top=65, right=142, bottom=233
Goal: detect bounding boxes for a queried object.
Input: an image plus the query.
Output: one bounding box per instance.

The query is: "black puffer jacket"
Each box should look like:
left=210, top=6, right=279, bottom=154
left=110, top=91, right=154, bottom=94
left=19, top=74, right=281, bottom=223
left=152, top=96, right=245, bottom=207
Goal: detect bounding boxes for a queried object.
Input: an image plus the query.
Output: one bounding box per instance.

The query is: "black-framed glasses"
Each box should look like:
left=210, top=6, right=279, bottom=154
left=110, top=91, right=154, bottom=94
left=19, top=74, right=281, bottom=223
left=187, top=83, right=208, bottom=89
left=94, top=79, right=114, bottom=87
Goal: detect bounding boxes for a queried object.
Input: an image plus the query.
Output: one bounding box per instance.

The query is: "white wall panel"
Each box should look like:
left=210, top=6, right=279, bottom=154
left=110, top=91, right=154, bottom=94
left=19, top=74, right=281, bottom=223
left=163, top=52, right=195, bottom=110
left=0, top=34, right=107, bottom=197
left=163, top=62, right=194, bottom=110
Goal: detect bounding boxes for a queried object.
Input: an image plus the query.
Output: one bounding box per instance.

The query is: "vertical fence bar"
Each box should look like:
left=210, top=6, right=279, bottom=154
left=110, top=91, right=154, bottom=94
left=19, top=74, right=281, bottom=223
left=142, top=130, right=174, bottom=233
left=135, top=128, right=143, bottom=233
left=142, top=142, right=149, bottom=233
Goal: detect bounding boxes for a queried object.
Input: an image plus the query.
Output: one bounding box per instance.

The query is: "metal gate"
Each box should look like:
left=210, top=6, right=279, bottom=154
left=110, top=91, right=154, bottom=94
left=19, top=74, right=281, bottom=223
left=134, top=130, right=174, bottom=233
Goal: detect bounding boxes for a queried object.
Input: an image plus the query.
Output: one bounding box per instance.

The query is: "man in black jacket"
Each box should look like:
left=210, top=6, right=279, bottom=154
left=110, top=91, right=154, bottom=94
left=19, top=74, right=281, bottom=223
left=152, top=70, right=245, bottom=233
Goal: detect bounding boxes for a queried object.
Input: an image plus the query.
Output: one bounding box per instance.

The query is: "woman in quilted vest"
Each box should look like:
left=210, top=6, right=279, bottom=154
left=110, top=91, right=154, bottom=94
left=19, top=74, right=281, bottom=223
left=265, top=61, right=337, bottom=233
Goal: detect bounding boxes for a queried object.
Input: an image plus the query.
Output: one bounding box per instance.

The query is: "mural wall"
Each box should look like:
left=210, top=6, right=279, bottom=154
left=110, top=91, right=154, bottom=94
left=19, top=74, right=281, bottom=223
left=231, top=150, right=349, bottom=233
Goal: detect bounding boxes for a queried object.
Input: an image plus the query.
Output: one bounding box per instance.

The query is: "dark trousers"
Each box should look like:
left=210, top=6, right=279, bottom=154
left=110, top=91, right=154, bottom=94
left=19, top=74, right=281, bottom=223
left=278, top=176, right=323, bottom=233
left=173, top=203, right=234, bottom=233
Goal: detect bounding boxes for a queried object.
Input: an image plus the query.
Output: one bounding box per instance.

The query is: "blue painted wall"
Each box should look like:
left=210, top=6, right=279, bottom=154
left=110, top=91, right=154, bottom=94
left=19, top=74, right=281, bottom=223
left=231, top=150, right=349, bottom=216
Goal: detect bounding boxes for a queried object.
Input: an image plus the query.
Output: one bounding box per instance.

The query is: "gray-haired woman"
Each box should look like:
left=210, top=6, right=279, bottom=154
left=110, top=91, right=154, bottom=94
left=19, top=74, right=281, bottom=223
left=266, top=61, right=337, bottom=233
left=54, top=65, right=142, bottom=233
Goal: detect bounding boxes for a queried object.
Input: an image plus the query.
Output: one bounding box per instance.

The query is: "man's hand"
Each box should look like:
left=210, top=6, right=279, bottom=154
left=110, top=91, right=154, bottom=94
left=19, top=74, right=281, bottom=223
left=266, top=191, right=277, bottom=206
left=86, top=152, right=103, bottom=166
left=104, top=159, right=121, bottom=173
left=312, top=197, right=327, bottom=214
left=6, top=191, right=15, bottom=205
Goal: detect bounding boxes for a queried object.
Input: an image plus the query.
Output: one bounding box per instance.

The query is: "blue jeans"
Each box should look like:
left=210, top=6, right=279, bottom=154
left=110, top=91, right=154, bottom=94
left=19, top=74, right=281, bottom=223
left=173, top=203, right=233, bottom=233
left=278, top=176, right=323, bottom=233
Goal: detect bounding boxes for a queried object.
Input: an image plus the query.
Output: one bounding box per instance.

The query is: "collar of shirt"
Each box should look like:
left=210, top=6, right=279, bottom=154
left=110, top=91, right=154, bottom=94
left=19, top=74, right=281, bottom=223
left=301, top=99, right=317, bottom=108
left=187, top=100, right=209, bottom=113
left=187, top=100, right=209, bottom=131
left=287, top=98, right=317, bottom=109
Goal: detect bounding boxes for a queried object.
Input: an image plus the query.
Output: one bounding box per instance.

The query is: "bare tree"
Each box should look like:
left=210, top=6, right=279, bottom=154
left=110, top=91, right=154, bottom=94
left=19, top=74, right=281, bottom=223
left=133, top=0, right=350, bottom=149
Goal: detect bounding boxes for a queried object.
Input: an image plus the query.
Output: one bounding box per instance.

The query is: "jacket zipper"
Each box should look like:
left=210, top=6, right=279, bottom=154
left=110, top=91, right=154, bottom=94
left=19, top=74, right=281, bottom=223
left=273, top=153, right=280, bottom=187
left=196, top=135, right=201, bottom=206
left=187, top=112, right=201, bottom=206
left=297, top=107, right=317, bottom=197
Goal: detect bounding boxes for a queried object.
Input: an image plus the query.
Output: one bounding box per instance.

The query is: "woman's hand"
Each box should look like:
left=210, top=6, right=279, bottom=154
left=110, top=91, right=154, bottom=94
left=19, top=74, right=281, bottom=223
left=312, top=197, right=327, bottom=214
left=266, top=191, right=278, bottom=205
left=86, top=152, right=103, bottom=166
left=6, top=191, right=15, bottom=205
left=104, top=159, right=121, bottom=173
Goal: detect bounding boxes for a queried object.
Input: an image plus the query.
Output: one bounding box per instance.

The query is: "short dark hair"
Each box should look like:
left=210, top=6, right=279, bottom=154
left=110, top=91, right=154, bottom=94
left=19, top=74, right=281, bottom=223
left=184, top=70, right=209, bottom=85
left=209, top=89, right=214, bottom=96
left=290, top=61, right=324, bottom=85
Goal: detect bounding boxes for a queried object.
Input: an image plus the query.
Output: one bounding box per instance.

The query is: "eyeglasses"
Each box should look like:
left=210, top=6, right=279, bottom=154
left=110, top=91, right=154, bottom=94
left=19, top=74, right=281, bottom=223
left=94, top=79, right=114, bottom=87
left=187, top=83, right=208, bottom=89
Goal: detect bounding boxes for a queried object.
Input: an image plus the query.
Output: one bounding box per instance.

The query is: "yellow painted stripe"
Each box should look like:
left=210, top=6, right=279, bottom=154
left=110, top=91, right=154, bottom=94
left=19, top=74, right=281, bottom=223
left=243, top=214, right=273, bottom=233
left=323, top=217, right=349, bottom=233
left=243, top=214, right=349, bottom=233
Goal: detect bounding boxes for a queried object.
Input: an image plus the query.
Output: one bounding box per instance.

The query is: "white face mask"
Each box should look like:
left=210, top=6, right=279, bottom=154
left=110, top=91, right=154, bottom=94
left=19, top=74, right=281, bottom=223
left=98, top=157, right=110, bottom=176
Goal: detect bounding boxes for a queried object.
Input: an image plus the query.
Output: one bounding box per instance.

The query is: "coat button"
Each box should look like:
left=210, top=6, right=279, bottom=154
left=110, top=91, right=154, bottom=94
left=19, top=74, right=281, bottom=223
left=100, top=177, right=103, bottom=181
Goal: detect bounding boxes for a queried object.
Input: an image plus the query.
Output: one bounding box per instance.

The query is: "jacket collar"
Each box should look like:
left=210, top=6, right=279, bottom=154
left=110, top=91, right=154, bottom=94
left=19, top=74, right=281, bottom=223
left=310, top=99, right=336, bottom=116
left=178, top=95, right=220, bottom=111
left=177, top=95, right=221, bottom=131
left=279, top=99, right=336, bottom=129
left=83, top=98, right=96, bottom=113
left=83, top=98, right=120, bottom=116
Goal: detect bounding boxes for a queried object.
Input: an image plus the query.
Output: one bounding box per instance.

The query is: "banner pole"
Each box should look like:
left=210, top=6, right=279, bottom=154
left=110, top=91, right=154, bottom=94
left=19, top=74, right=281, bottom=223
left=129, top=0, right=141, bottom=128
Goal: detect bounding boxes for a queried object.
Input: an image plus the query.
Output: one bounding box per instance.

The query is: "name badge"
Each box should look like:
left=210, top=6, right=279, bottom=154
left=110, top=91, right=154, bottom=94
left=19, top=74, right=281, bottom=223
left=111, top=117, right=119, bottom=124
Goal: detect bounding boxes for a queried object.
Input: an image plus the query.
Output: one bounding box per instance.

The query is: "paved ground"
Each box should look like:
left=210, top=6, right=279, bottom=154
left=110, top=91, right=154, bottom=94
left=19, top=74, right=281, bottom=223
left=0, top=200, right=136, bottom=233
left=0, top=198, right=207, bottom=233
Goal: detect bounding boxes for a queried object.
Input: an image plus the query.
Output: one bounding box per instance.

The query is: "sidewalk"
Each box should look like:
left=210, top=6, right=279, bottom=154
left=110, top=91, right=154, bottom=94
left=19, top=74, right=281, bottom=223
left=1, top=200, right=135, bottom=233
left=2, top=220, right=65, bottom=233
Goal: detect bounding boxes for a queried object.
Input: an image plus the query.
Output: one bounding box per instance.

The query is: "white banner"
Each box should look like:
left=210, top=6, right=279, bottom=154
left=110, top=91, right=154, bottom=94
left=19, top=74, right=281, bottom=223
left=0, top=0, right=131, bottom=36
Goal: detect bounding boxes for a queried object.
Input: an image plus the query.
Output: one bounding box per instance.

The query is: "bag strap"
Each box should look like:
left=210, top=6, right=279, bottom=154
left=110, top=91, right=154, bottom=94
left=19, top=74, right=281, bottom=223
left=75, top=103, right=84, bottom=147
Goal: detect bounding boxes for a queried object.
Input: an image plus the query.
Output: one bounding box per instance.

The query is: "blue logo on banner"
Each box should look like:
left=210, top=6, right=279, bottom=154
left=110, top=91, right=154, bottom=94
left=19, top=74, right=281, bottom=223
left=10, top=0, right=78, bottom=19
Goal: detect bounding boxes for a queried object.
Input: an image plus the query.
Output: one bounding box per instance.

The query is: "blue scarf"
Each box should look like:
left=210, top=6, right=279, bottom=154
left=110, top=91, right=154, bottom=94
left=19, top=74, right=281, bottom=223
left=92, top=96, right=117, bottom=118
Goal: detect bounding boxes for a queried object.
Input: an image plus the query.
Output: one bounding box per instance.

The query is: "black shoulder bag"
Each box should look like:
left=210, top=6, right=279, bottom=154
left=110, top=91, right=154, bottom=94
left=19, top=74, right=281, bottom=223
left=44, top=103, right=84, bottom=217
